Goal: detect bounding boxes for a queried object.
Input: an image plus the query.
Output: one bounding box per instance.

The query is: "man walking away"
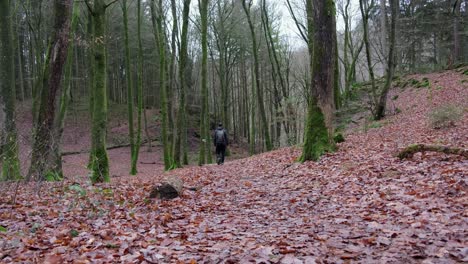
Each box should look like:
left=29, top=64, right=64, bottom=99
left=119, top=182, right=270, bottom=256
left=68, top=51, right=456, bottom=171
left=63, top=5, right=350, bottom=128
left=213, top=123, right=228, bottom=165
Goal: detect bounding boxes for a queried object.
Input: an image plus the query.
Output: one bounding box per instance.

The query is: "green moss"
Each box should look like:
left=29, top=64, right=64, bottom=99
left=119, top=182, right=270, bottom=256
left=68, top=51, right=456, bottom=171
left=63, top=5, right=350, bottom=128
left=44, top=171, right=63, bottom=182
left=70, top=229, right=79, bottom=237
left=299, top=98, right=334, bottom=162
left=397, top=144, right=421, bottom=159
left=1, top=135, right=22, bottom=181
left=410, top=78, right=419, bottom=86
left=90, top=146, right=110, bottom=183
left=333, top=133, right=345, bottom=143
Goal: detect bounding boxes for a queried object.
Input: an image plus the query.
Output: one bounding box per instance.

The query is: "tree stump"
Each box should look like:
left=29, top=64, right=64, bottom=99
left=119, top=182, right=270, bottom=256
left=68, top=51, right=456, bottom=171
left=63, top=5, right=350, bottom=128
left=149, top=175, right=183, bottom=199
left=398, top=144, right=468, bottom=159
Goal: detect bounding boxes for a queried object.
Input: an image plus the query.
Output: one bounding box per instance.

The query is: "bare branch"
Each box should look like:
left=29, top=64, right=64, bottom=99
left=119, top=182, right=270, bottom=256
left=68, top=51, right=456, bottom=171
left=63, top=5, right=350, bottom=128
left=285, top=0, right=308, bottom=43
left=105, top=0, right=120, bottom=9
left=84, top=0, right=95, bottom=15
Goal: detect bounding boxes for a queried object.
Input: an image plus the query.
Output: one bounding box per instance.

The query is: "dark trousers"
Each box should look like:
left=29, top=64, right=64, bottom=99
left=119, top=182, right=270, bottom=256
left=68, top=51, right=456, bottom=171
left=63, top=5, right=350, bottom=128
left=216, top=144, right=226, bottom=164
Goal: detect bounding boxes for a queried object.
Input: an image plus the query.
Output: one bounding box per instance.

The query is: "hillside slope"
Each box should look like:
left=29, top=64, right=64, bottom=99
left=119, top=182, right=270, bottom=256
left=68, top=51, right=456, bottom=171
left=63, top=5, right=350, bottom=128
left=1, top=69, right=466, bottom=263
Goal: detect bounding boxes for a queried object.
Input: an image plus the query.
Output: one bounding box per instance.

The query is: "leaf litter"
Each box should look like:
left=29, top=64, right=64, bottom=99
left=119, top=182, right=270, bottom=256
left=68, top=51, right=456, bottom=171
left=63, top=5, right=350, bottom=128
left=1, top=70, right=467, bottom=263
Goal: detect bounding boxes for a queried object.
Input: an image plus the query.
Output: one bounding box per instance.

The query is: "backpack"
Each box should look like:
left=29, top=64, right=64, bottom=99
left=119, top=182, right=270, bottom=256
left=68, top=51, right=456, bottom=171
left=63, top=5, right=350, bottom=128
left=215, top=129, right=226, bottom=145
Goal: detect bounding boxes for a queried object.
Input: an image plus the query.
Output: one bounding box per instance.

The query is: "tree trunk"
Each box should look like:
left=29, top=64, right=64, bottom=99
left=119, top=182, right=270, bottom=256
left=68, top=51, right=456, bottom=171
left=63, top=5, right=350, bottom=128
left=300, top=0, right=336, bottom=162
left=360, top=0, right=378, bottom=109
left=398, top=144, right=468, bottom=160
left=150, top=0, right=171, bottom=170
left=198, top=0, right=210, bottom=166
left=27, top=0, right=73, bottom=181
left=453, top=0, right=463, bottom=64
left=375, top=0, right=397, bottom=120
left=89, top=0, right=111, bottom=183
left=134, top=0, right=144, bottom=171
left=249, top=62, right=256, bottom=155
left=242, top=0, right=272, bottom=152
left=51, top=0, right=80, bottom=179
left=122, top=0, right=136, bottom=175
left=174, top=0, right=191, bottom=168
left=0, top=0, right=22, bottom=181
left=380, top=0, right=387, bottom=64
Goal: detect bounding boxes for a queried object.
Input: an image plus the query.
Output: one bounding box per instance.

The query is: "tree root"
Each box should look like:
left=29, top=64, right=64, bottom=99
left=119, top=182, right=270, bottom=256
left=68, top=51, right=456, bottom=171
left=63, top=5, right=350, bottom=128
left=398, top=144, right=468, bottom=159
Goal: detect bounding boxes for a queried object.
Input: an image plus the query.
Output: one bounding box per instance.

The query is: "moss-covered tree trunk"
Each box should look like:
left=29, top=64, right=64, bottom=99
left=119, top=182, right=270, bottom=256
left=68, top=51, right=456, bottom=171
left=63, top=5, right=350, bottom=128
left=453, top=0, right=463, bottom=64
left=134, top=0, right=144, bottom=173
left=198, top=0, right=211, bottom=166
left=173, top=0, right=191, bottom=168
left=28, top=0, right=73, bottom=181
left=150, top=0, right=171, bottom=170
left=242, top=0, right=272, bottom=152
left=89, top=0, right=110, bottom=183
left=374, top=0, right=398, bottom=120
left=87, top=11, right=95, bottom=166
left=122, top=0, right=136, bottom=175
left=0, top=0, right=22, bottom=181
left=51, top=0, right=80, bottom=179
left=249, top=63, right=256, bottom=155
left=300, top=0, right=336, bottom=162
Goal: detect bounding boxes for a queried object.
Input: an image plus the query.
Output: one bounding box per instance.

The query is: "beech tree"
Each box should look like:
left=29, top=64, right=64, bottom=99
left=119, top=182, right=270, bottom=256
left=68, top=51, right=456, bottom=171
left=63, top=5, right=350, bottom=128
left=87, top=0, right=118, bottom=183
left=27, top=0, right=73, bottom=181
left=51, top=0, right=80, bottom=179
left=300, top=0, right=337, bottom=162
left=242, top=0, right=272, bottom=152
left=0, top=0, right=22, bottom=181
left=374, top=0, right=398, bottom=119
left=150, top=0, right=172, bottom=170
left=198, top=0, right=212, bottom=165
left=174, top=0, right=192, bottom=168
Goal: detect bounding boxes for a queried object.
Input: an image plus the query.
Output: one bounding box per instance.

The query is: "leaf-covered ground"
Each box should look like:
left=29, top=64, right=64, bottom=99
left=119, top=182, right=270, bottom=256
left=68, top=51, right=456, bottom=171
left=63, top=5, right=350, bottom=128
left=1, top=70, right=467, bottom=263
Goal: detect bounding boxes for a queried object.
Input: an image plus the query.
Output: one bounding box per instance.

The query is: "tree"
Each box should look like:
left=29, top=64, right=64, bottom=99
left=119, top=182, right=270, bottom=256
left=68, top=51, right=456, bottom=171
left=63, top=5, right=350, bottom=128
left=241, top=0, right=272, bottom=151
left=337, top=0, right=364, bottom=102
left=374, top=0, right=398, bottom=119
left=87, top=0, right=117, bottom=183
left=261, top=0, right=293, bottom=144
left=198, top=0, right=212, bottom=165
left=453, top=0, right=463, bottom=64
left=359, top=0, right=378, bottom=111
left=134, top=0, right=144, bottom=173
left=0, top=0, right=22, bottom=181
left=150, top=0, right=171, bottom=170
left=50, top=0, right=80, bottom=179
left=27, top=0, right=73, bottom=181
left=300, top=0, right=337, bottom=162
left=173, top=0, right=192, bottom=168
left=121, top=0, right=137, bottom=175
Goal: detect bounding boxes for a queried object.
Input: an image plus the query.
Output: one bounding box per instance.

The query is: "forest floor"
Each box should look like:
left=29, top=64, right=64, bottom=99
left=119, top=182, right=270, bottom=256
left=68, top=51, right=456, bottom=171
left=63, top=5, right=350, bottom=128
left=1, top=69, right=467, bottom=263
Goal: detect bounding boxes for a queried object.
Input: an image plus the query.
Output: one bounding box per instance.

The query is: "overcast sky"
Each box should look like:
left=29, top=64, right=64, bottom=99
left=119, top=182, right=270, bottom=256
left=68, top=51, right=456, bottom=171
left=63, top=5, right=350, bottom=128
left=276, top=0, right=361, bottom=49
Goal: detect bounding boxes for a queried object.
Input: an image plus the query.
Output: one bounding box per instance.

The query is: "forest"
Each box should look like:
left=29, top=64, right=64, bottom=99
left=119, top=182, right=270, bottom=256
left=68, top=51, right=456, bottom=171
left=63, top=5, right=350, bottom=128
left=0, top=0, right=467, bottom=262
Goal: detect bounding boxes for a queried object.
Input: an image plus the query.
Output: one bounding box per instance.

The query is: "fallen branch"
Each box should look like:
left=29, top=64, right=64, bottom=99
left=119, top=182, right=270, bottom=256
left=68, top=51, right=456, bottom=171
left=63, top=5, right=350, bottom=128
left=398, top=144, right=468, bottom=159
left=62, top=138, right=159, bottom=156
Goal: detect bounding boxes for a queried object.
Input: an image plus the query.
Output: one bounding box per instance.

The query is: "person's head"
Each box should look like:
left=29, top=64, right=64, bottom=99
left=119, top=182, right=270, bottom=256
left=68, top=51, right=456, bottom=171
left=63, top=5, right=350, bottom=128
left=218, top=122, right=223, bottom=128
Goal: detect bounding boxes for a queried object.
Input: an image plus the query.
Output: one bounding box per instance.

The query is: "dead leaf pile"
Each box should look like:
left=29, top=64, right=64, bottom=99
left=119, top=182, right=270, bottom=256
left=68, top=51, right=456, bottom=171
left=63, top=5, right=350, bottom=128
left=1, top=71, right=467, bottom=263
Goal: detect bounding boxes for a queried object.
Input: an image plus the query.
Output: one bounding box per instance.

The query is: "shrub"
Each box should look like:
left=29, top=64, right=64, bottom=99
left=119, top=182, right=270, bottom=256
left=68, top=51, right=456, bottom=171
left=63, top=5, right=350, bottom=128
left=428, top=104, right=463, bottom=129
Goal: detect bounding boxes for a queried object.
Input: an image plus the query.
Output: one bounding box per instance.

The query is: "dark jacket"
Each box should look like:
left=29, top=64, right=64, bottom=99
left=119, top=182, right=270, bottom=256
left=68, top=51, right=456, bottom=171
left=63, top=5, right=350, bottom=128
left=213, top=127, right=228, bottom=146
